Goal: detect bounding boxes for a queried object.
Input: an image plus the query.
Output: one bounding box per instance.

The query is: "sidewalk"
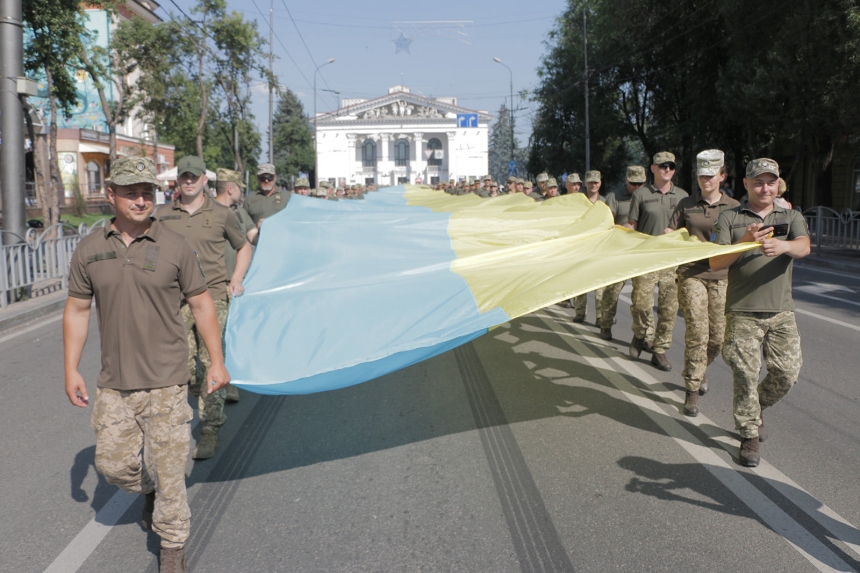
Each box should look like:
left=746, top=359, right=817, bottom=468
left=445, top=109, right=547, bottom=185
left=0, top=288, right=67, bottom=333
left=795, top=248, right=860, bottom=275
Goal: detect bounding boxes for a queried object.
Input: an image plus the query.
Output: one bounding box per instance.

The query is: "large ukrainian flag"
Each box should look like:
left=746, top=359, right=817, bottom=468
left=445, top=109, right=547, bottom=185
left=225, top=185, right=754, bottom=395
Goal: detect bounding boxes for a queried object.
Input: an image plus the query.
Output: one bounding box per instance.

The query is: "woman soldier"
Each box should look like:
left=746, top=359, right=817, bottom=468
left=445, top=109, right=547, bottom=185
left=665, top=150, right=740, bottom=416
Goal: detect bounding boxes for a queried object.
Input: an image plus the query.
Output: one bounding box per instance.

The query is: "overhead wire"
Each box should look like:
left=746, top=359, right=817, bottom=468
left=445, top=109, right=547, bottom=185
left=279, top=0, right=337, bottom=105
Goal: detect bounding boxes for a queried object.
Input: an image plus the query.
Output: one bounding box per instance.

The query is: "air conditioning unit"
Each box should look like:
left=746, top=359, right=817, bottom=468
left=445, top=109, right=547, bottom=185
left=157, top=154, right=166, bottom=164
left=434, top=150, right=444, bottom=159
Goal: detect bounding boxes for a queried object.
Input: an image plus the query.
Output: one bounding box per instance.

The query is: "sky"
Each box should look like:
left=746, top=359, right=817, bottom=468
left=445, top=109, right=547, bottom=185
left=158, top=0, right=568, bottom=162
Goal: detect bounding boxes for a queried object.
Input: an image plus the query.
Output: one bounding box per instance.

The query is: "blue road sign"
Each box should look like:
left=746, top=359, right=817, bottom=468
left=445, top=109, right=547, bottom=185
left=456, top=113, right=479, bottom=128
left=507, top=160, right=517, bottom=176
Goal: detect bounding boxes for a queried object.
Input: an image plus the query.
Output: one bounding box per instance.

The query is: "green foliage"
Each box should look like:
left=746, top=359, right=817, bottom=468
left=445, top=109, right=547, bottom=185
left=272, top=89, right=314, bottom=178
left=488, top=103, right=528, bottom=184
left=530, top=0, right=860, bottom=196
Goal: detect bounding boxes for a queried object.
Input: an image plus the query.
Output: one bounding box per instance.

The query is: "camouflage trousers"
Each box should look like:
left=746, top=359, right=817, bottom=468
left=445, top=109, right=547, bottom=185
left=630, top=268, right=678, bottom=353
left=181, top=298, right=229, bottom=433
left=598, top=281, right=626, bottom=330
left=573, top=287, right=604, bottom=322
left=722, top=311, right=802, bottom=439
left=677, top=276, right=727, bottom=392
left=91, top=385, right=192, bottom=548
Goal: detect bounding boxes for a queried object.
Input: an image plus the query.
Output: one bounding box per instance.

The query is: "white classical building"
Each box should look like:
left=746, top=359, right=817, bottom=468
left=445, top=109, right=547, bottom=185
left=315, top=86, right=491, bottom=187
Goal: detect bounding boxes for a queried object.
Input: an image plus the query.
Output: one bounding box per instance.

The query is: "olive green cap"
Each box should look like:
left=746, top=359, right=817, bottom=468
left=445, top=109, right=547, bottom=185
left=746, top=158, right=780, bottom=178
left=295, top=176, right=310, bottom=188
left=216, top=168, right=245, bottom=189
left=257, top=163, right=276, bottom=176
left=584, top=170, right=601, bottom=183
left=567, top=173, right=581, bottom=184
left=536, top=172, right=549, bottom=183
left=696, top=149, right=724, bottom=177
left=110, top=156, right=160, bottom=187
left=176, top=155, right=206, bottom=177
left=320, top=180, right=331, bottom=189
left=626, top=165, right=647, bottom=183
left=546, top=178, right=558, bottom=187
left=523, top=181, right=533, bottom=189
left=653, top=151, right=676, bottom=165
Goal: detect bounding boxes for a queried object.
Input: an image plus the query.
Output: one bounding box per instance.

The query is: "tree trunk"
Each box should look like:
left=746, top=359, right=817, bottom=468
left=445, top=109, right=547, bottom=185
left=46, top=71, right=63, bottom=228
left=196, top=34, right=208, bottom=158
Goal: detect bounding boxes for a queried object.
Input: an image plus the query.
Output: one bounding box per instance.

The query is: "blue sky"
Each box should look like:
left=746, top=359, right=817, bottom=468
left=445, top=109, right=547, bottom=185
left=158, top=0, right=567, bottom=160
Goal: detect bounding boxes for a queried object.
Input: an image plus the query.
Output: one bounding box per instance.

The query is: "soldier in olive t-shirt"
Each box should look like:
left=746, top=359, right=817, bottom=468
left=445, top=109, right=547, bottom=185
left=710, top=157, right=810, bottom=468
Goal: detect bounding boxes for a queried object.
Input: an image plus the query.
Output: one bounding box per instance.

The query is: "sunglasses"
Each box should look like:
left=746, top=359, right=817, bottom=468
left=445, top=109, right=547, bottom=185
left=258, top=175, right=274, bottom=182
left=630, top=181, right=645, bottom=187
left=658, top=163, right=676, bottom=170
left=491, top=185, right=499, bottom=189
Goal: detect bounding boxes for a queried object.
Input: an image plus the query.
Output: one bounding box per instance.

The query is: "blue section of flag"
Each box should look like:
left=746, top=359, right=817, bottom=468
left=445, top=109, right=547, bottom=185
left=225, top=186, right=509, bottom=395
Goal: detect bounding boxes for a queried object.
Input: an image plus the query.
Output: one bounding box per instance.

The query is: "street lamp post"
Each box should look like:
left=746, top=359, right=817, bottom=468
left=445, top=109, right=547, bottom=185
left=493, top=57, right=515, bottom=165
left=314, top=58, right=335, bottom=188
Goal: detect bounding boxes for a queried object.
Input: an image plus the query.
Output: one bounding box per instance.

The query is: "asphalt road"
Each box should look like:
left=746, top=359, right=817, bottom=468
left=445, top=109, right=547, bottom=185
left=2, top=261, right=859, bottom=573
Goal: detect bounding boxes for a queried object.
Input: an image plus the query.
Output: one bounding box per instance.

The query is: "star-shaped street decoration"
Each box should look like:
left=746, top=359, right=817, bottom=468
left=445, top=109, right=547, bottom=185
left=393, top=32, right=413, bottom=54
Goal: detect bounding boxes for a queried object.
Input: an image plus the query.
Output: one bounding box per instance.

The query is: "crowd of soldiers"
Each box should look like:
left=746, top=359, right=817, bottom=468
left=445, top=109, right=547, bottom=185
left=432, top=150, right=810, bottom=470
left=62, top=148, right=809, bottom=572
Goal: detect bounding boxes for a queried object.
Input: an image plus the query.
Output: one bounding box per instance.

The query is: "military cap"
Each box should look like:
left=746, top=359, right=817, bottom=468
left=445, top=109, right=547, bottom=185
left=482, top=174, right=492, bottom=181
left=257, top=163, right=276, bottom=176
left=653, top=151, right=676, bottom=165
left=320, top=181, right=331, bottom=189
left=110, top=156, right=160, bottom=187
left=516, top=178, right=524, bottom=184
left=449, top=178, right=455, bottom=183
left=567, top=173, right=582, bottom=184
left=294, top=176, right=310, bottom=188
left=696, top=149, right=724, bottom=177
left=176, top=155, right=206, bottom=177
left=523, top=181, right=534, bottom=189
left=536, top=172, right=549, bottom=183
left=546, top=178, right=558, bottom=187
left=626, top=165, right=647, bottom=183
left=584, top=170, right=601, bottom=183
left=506, top=175, right=517, bottom=183
left=351, top=184, right=359, bottom=190
left=216, top=167, right=245, bottom=189
left=746, top=158, right=780, bottom=179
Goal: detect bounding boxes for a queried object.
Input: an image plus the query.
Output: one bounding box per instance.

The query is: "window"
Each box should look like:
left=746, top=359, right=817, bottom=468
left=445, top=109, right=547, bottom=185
left=86, top=161, right=101, bottom=194
left=395, top=139, right=409, bottom=167
left=362, top=139, right=377, bottom=167
left=427, top=138, right=443, bottom=166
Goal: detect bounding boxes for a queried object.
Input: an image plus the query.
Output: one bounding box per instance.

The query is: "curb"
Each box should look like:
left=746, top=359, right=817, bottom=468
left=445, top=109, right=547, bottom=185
left=795, top=256, right=860, bottom=276
left=0, top=291, right=67, bottom=333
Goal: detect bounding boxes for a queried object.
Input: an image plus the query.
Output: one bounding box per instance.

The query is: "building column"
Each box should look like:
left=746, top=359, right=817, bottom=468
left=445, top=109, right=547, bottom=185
left=378, top=132, right=391, bottom=186
left=412, top=132, right=425, bottom=184
left=346, top=133, right=358, bottom=185
left=446, top=131, right=457, bottom=182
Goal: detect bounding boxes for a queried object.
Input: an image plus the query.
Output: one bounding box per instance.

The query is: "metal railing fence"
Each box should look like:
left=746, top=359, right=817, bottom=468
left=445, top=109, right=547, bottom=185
left=802, top=207, right=860, bottom=251
left=1, top=220, right=107, bottom=309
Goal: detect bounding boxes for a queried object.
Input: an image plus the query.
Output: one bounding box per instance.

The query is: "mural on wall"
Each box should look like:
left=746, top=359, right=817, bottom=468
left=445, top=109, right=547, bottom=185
left=29, top=10, right=113, bottom=133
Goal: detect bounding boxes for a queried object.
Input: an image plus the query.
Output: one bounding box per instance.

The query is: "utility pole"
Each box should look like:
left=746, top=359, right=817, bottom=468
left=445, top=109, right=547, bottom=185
left=493, top=57, right=515, bottom=166
left=0, top=0, right=26, bottom=245
left=268, top=0, right=274, bottom=164
left=583, top=2, right=591, bottom=172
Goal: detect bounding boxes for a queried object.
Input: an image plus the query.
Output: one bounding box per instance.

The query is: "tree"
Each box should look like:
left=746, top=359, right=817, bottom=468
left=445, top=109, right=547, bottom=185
left=271, top=89, right=314, bottom=179
left=22, top=0, right=100, bottom=227
left=488, top=102, right=528, bottom=185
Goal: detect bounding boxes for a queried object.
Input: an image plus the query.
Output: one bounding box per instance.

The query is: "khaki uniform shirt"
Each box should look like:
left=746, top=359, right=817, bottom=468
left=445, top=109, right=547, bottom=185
left=668, top=192, right=740, bottom=280
left=605, top=187, right=635, bottom=225
left=244, top=187, right=290, bottom=225
left=68, top=220, right=208, bottom=391
left=628, top=183, right=689, bottom=236
left=527, top=190, right=546, bottom=202
left=225, top=204, right=253, bottom=278
left=714, top=202, right=809, bottom=313
left=155, top=196, right=247, bottom=302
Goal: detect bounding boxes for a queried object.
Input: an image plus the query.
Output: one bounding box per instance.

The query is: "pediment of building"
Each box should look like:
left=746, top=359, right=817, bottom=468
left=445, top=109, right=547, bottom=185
left=318, top=91, right=491, bottom=124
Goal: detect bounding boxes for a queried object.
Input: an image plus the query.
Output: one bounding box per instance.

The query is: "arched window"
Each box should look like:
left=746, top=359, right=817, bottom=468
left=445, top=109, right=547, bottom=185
left=87, top=161, right=101, bottom=194
left=395, top=139, right=409, bottom=167
left=362, top=139, right=377, bottom=167
left=427, top=138, right=443, bottom=166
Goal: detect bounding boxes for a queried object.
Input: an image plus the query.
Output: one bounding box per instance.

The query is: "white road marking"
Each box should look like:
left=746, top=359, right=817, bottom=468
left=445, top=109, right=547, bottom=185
left=795, top=286, right=860, bottom=308
left=538, top=315, right=860, bottom=572
left=795, top=308, right=860, bottom=333
left=0, top=313, right=62, bottom=345
left=796, top=264, right=860, bottom=280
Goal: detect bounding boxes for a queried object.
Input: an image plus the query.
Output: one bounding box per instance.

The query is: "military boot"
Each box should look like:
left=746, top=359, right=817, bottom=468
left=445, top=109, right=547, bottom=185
left=572, top=314, right=585, bottom=323
left=698, top=374, right=709, bottom=395
left=225, top=384, right=240, bottom=403
left=629, top=336, right=646, bottom=359
left=141, top=491, right=155, bottom=530
left=650, top=352, right=672, bottom=371
left=739, top=437, right=760, bottom=467
left=193, top=429, right=219, bottom=460
left=598, top=327, right=612, bottom=341
left=160, top=546, right=188, bottom=573
left=683, top=390, right=699, bottom=417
